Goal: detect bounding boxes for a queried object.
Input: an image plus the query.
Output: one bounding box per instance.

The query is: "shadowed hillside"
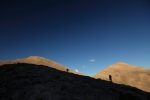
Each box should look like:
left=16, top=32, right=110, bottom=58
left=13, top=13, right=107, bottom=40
left=0, top=63, right=150, bottom=100
left=93, top=62, right=150, bottom=92
left=0, top=56, right=80, bottom=74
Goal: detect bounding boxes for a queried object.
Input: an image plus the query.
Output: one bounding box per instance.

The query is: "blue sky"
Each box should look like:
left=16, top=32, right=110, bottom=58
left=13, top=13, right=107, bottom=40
left=0, top=0, right=150, bottom=75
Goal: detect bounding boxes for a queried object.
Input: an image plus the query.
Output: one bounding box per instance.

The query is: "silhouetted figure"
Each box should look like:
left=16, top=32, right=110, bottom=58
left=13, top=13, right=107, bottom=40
left=66, top=69, right=69, bottom=72
left=109, top=75, right=112, bottom=82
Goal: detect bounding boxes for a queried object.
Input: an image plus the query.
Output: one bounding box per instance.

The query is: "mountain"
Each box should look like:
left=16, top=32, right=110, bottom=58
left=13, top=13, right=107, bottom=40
left=0, top=56, right=79, bottom=74
left=0, top=63, right=150, bottom=100
left=93, top=62, right=150, bottom=92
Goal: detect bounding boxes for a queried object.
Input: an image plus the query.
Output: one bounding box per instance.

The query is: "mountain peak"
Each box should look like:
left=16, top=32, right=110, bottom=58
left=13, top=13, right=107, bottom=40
left=114, top=62, right=129, bottom=65
left=107, top=62, right=137, bottom=69
left=26, top=56, right=52, bottom=62
left=27, top=56, right=47, bottom=59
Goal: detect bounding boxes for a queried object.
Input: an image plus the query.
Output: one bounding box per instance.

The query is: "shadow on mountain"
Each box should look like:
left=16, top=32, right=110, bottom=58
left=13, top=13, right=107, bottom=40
left=0, top=63, right=150, bottom=100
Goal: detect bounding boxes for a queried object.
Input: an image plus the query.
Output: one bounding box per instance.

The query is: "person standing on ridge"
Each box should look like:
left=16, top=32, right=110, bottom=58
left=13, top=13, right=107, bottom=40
left=109, top=75, right=112, bottom=82
left=66, top=69, right=69, bottom=72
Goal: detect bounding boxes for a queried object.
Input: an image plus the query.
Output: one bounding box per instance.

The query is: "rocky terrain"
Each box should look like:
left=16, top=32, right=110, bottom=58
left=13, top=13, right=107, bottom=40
left=0, top=63, right=150, bottom=100
left=93, top=62, right=150, bottom=92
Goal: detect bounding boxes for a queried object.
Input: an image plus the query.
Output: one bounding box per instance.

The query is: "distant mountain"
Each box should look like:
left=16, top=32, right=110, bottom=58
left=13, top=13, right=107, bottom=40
left=0, top=56, right=79, bottom=74
left=93, top=62, right=150, bottom=92
left=0, top=63, right=149, bottom=100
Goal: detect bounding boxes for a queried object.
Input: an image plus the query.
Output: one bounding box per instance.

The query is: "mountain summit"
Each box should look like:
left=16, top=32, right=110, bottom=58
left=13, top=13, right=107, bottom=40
left=0, top=56, right=79, bottom=74
left=93, top=62, right=150, bottom=92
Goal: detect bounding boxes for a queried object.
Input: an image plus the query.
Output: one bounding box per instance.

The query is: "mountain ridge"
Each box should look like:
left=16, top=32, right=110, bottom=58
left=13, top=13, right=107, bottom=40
left=1, top=56, right=150, bottom=92
left=0, top=56, right=80, bottom=74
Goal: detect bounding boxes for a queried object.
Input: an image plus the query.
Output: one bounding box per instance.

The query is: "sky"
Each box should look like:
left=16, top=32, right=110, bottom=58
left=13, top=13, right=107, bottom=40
left=0, top=0, right=150, bottom=76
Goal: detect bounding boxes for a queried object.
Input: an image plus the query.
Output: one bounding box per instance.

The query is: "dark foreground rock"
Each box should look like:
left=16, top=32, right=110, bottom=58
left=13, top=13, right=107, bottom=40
left=0, top=63, right=150, bottom=100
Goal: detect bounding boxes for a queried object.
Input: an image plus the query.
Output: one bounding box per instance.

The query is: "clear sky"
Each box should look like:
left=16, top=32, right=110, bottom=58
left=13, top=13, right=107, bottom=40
left=0, top=0, right=150, bottom=76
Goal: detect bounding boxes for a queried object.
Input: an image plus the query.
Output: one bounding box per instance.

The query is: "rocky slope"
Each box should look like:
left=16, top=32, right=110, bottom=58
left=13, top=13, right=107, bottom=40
left=0, top=56, right=79, bottom=74
left=0, top=63, right=150, bottom=100
left=93, top=62, right=150, bottom=92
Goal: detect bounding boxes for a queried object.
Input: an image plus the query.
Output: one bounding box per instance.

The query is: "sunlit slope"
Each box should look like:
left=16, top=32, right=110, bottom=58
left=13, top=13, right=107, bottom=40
left=0, top=56, right=80, bottom=74
left=93, top=62, right=150, bottom=92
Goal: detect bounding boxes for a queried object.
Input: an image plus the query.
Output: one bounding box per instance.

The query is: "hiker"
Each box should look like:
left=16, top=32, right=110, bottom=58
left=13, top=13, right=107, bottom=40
left=109, top=75, right=112, bottom=82
left=66, top=69, right=69, bottom=72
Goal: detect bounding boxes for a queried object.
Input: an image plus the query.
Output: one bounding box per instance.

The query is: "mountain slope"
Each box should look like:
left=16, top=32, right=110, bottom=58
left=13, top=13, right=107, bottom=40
left=93, top=62, right=150, bottom=92
left=0, top=63, right=150, bottom=100
left=0, top=56, right=79, bottom=74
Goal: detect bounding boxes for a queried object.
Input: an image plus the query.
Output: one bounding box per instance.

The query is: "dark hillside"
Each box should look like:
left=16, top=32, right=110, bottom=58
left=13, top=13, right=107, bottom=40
left=0, top=63, right=150, bottom=100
